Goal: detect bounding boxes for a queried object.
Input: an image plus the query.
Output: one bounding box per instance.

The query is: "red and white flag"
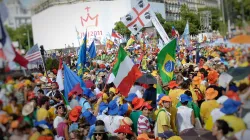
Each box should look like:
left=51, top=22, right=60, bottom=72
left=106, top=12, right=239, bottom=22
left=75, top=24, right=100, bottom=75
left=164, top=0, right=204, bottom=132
left=0, top=13, right=28, bottom=68
left=56, top=57, right=64, bottom=91
left=121, top=0, right=152, bottom=35
left=111, top=29, right=122, bottom=39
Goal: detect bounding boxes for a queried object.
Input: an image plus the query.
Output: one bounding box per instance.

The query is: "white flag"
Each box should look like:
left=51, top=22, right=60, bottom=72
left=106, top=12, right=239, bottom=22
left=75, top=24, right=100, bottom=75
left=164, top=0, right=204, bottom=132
left=121, top=0, right=152, bottom=35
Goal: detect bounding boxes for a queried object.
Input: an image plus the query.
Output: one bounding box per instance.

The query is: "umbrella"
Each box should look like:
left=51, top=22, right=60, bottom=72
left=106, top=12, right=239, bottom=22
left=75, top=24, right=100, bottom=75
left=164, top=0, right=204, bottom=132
left=136, top=73, right=157, bottom=84
left=227, top=66, right=250, bottom=81
left=84, top=80, right=94, bottom=88
left=180, top=128, right=216, bottom=140
left=229, top=34, right=250, bottom=44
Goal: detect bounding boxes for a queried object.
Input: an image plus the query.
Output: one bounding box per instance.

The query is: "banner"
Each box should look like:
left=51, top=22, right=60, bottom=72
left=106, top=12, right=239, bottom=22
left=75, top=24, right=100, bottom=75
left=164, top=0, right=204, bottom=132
left=151, top=11, right=170, bottom=44
left=121, top=0, right=152, bottom=35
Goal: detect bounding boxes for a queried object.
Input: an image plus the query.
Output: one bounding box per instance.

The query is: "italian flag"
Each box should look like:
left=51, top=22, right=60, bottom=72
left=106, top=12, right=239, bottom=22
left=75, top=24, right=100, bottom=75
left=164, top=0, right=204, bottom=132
left=107, top=47, right=142, bottom=96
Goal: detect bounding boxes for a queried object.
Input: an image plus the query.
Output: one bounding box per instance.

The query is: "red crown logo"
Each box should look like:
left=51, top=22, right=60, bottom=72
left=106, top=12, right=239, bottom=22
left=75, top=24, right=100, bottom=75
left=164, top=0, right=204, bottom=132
left=80, top=7, right=99, bottom=27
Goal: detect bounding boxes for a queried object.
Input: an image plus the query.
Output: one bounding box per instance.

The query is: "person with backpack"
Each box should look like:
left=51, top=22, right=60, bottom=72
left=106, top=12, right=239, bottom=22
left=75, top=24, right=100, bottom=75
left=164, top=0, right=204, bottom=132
left=155, top=96, right=175, bottom=139
left=190, top=76, right=206, bottom=106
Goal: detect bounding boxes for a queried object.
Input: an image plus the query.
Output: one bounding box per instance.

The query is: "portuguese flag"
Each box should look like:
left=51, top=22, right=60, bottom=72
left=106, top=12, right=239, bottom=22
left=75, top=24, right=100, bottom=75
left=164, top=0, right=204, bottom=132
left=108, top=47, right=142, bottom=96
left=157, top=39, right=177, bottom=84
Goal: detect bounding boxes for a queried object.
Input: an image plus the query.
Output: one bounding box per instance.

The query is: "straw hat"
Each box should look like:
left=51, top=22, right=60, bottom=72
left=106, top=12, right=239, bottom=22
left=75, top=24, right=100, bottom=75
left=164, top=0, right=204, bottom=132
left=205, top=88, right=218, bottom=100
left=120, top=117, right=133, bottom=126
left=40, top=76, right=48, bottom=83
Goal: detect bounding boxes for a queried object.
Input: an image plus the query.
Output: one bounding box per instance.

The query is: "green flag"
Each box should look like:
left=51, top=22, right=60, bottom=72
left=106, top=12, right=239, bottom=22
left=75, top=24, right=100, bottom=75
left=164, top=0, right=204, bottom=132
left=157, top=39, right=177, bottom=84
left=156, top=84, right=164, bottom=94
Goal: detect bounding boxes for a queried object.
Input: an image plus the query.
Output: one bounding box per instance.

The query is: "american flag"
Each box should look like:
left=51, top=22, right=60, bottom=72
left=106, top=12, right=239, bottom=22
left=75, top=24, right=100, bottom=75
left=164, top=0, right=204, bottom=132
left=25, top=44, right=42, bottom=63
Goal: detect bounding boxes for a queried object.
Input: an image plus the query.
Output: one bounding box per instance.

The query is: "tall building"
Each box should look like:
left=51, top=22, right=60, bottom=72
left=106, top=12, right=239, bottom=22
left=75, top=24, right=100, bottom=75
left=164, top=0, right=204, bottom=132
left=4, top=0, right=32, bottom=29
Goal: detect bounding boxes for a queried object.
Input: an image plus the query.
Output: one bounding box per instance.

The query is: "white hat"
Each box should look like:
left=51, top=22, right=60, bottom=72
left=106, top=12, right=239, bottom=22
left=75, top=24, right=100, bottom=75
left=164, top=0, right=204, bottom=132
left=194, top=67, right=199, bottom=72
left=22, top=101, right=35, bottom=116
left=40, top=76, right=48, bottom=83
left=217, top=95, right=228, bottom=104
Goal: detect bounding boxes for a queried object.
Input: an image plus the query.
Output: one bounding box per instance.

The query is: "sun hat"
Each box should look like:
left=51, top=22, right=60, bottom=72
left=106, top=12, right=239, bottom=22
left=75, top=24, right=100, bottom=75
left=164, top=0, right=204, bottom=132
left=192, top=76, right=201, bottom=85
left=159, top=96, right=172, bottom=105
left=69, top=123, right=79, bottom=133
left=118, top=103, right=128, bottom=116
left=132, top=97, right=144, bottom=110
left=157, top=94, right=166, bottom=103
left=168, top=81, right=179, bottom=89
left=114, top=125, right=133, bottom=135
left=93, top=125, right=106, bottom=134
left=48, top=73, right=55, bottom=78
left=0, top=114, right=9, bottom=124
left=81, top=110, right=96, bottom=125
left=137, top=133, right=151, bottom=140
left=205, top=88, right=218, bottom=100
left=83, top=88, right=95, bottom=98
left=22, top=101, right=35, bottom=116
left=140, top=102, right=152, bottom=110
left=220, top=99, right=241, bottom=115
left=40, top=76, right=48, bottom=83
left=69, top=106, right=82, bottom=122
left=179, top=94, right=192, bottom=103
left=10, top=120, right=19, bottom=129
left=120, top=117, right=133, bottom=126
left=226, top=90, right=240, bottom=101
left=167, top=136, right=183, bottom=140
left=207, top=70, right=219, bottom=84
left=108, top=99, right=119, bottom=115
left=38, top=135, right=53, bottom=140
left=125, top=93, right=137, bottom=102
left=217, top=95, right=229, bottom=104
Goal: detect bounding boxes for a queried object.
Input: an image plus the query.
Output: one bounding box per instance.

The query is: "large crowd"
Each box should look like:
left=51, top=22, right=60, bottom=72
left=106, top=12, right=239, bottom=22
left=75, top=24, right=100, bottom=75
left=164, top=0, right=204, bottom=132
left=0, top=43, right=250, bottom=140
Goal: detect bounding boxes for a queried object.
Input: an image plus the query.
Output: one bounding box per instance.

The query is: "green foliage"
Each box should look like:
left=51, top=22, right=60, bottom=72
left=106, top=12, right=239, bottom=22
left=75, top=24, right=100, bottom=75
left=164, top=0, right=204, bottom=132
left=230, top=0, right=250, bottom=28
left=5, top=24, right=33, bottom=51
left=45, top=58, right=59, bottom=70
left=114, top=21, right=131, bottom=36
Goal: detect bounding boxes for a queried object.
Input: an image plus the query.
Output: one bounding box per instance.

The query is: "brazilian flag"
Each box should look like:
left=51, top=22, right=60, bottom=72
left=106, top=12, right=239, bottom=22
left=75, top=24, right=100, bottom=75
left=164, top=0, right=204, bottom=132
left=157, top=39, right=177, bottom=84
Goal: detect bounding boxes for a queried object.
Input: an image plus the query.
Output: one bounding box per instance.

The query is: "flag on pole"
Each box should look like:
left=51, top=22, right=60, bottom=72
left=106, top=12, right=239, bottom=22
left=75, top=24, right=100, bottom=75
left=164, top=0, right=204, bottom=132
left=157, top=39, right=177, bottom=84
left=64, top=64, right=86, bottom=100
left=0, top=14, right=28, bottom=68
left=111, top=29, right=122, bottom=39
left=182, top=21, right=190, bottom=47
left=157, top=38, right=164, bottom=50
left=77, top=32, right=87, bottom=76
left=121, top=0, right=152, bottom=35
left=25, top=44, right=42, bottom=63
left=88, top=41, right=96, bottom=58
left=108, top=47, right=142, bottom=96
left=56, top=57, right=64, bottom=91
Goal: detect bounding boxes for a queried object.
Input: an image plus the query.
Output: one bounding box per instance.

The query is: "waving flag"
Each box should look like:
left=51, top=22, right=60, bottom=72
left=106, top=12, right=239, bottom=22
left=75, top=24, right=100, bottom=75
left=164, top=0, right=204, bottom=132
left=182, top=21, right=190, bottom=47
left=0, top=14, right=28, bottom=68
left=157, top=39, right=177, bottom=84
left=112, top=29, right=122, bottom=39
left=121, top=0, right=152, bottom=35
left=25, top=44, right=42, bottom=63
left=108, top=47, right=142, bottom=96
left=64, top=64, right=86, bottom=100
left=77, top=32, right=87, bottom=76
left=88, top=41, right=96, bottom=58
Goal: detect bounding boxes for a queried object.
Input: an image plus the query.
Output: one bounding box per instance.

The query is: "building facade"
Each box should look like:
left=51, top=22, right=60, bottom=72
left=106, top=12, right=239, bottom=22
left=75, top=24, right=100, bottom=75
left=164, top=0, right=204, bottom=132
left=4, top=0, right=32, bottom=29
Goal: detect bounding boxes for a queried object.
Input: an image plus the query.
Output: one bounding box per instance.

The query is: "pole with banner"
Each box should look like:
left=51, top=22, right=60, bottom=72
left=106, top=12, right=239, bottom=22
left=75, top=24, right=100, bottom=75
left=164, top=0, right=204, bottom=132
left=150, top=11, right=170, bottom=44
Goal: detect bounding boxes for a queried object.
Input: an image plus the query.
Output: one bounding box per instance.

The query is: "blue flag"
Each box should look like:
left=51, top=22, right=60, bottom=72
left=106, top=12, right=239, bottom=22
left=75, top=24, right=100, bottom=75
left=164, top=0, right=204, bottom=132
left=182, top=21, right=190, bottom=47
left=88, top=41, right=96, bottom=58
left=64, top=64, right=86, bottom=100
left=77, top=32, right=87, bottom=76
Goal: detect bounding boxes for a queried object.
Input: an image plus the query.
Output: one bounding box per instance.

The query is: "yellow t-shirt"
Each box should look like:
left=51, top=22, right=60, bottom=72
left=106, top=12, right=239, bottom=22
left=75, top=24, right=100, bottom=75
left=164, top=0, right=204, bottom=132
left=169, top=89, right=184, bottom=108
left=157, top=108, right=171, bottom=133
left=204, top=115, right=213, bottom=131
left=200, top=100, right=219, bottom=123
left=219, top=115, right=246, bottom=133
left=190, top=85, right=205, bottom=101
left=169, top=107, right=178, bottom=135
left=48, top=107, right=56, bottom=120
left=37, top=108, right=49, bottom=121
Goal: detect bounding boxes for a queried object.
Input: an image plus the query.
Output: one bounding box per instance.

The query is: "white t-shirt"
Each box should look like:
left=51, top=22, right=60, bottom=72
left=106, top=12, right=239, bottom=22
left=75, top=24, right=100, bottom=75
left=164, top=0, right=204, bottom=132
left=53, top=116, right=64, bottom=129
left=210, top=108, right=225, bottom=123
left=177, top=106, right=194, bottom=132
left=97, top=114, right=124, bottom=135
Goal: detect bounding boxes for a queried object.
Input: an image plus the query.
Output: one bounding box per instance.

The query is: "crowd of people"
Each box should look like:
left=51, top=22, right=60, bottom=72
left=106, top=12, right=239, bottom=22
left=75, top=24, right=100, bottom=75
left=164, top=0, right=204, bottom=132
left=0, top=42, right=250, bottom=140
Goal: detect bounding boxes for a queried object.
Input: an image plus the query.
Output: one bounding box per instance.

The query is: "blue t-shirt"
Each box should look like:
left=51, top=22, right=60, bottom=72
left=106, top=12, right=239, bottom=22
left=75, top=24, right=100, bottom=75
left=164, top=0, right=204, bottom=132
left=79, top=97, right=91, bottom=113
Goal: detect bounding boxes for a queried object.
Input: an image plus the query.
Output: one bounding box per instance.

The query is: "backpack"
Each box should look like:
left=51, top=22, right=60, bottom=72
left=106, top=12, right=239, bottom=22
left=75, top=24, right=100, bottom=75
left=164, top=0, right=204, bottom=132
left=194, top=88, right=204, bottom=101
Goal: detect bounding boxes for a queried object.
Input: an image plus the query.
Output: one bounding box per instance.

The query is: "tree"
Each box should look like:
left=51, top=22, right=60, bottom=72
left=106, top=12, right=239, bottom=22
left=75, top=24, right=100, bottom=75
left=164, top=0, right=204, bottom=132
left=114, top=21, right=131, bottom=36
left=5, top=24, right=34, bottom=51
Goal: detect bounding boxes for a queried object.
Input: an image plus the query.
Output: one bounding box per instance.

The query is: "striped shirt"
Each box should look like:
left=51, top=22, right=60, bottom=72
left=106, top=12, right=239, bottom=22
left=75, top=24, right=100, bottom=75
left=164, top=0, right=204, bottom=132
left=137, top=115, right=151, bottom=135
